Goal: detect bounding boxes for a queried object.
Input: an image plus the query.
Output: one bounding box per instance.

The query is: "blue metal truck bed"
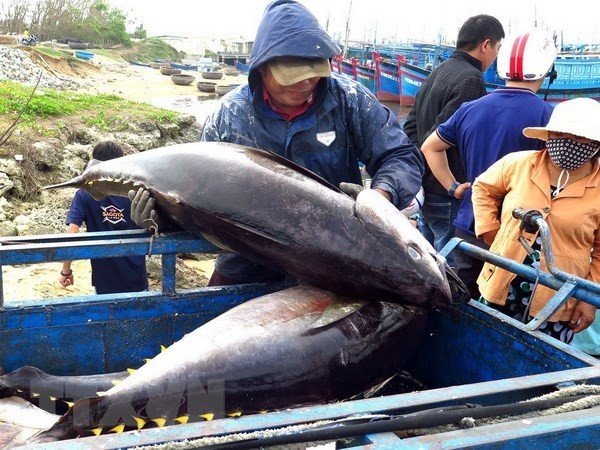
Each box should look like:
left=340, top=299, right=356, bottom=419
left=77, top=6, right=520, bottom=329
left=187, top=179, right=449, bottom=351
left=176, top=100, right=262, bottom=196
left=1, top=230, right=599, bottom=448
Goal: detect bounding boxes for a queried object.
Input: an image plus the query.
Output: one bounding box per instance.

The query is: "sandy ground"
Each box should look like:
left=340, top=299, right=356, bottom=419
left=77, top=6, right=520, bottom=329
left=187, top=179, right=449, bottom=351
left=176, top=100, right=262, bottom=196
left=2, top=54, right=239, bottom=303
left=81, top=55, right=248, bottom=119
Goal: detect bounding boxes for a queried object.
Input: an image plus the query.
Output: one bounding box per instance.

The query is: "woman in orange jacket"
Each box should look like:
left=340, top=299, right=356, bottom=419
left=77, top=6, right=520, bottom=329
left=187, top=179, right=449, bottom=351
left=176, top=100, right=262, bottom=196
left=472, top=98, right=600, bottom=343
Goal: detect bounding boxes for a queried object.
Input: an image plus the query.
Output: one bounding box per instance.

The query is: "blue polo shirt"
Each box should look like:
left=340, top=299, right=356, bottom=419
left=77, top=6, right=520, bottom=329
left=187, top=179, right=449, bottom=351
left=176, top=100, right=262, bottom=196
left=66, top=190, right=148, bottom=294
left=436, top=86, right=552, bottom=236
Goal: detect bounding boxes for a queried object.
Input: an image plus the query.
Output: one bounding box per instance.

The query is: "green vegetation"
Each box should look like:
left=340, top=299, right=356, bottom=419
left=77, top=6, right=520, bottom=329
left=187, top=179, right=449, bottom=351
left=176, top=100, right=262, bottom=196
left=0, top=80, right=178, bottom=132
left=0, top=0, right=138, bottom=48
left=123, top=38, right=183, bottom=63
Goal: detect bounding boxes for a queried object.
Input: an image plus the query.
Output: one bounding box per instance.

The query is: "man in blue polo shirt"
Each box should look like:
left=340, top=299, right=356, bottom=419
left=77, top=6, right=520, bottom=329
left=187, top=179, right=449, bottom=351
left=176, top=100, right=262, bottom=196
left=59, top=141, right=148, bottom=295
left=420, top=30, right=557, bottom=298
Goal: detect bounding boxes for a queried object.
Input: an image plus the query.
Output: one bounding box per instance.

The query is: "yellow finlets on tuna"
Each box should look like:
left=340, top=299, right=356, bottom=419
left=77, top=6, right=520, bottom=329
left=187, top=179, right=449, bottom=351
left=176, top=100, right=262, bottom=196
left=133, top=416, right=146, bottom=430
left=152, top=417, right=167, bottom=427
left=227, top=411, right=242, bottom=418
left=90, top=427, right=102, bottom=436
left=199, top=413, right=214, bottom=421
left=111, top=379, right=121, bottom=386
left=174, top=415, right=189, bottom=424
left=109, top=423, right=125, bottom=433
left=126, top=368, right=136, bottom=375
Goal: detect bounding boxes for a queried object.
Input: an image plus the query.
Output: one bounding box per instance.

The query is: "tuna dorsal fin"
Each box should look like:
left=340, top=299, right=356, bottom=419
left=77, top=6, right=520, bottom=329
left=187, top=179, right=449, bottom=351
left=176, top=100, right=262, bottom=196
left=248, top=147, right=344, bottom=194
left=308, top=300, right=367, bottom=330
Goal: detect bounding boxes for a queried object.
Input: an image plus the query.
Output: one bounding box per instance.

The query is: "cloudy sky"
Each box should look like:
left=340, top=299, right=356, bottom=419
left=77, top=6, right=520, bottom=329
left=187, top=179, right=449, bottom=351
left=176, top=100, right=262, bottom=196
left=108, top=0, right=598, bottom=46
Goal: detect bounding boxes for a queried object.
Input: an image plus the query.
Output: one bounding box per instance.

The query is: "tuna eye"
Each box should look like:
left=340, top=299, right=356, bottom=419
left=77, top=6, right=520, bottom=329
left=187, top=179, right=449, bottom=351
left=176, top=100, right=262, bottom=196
left=408, top=244, right=422, bottom=260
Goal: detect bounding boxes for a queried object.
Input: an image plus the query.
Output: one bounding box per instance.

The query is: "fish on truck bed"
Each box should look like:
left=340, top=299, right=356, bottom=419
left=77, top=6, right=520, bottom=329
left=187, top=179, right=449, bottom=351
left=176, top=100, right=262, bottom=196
left=4, top=285, right=427, bottom=443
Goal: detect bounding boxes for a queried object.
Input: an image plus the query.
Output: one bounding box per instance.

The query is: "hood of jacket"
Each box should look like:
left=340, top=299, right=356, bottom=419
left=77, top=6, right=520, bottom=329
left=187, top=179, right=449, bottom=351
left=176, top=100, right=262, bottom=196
left=248, top=0, right=340, bottom=89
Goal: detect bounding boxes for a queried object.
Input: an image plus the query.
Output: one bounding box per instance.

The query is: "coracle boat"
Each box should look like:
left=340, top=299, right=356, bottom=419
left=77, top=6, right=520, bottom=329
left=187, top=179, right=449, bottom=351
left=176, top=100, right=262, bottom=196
left=215, top=84, right=239, bottom=96
left=201, top=70, right=224, bottom=80
left=197, top=81, right=217, bottom=93
left=160, top=67, right=181, bottom=76
left=74, top=51, right=94, bottom=60
left=68, top=41, right=88, bottom=50
left=171, top=74, right=195, bottom=85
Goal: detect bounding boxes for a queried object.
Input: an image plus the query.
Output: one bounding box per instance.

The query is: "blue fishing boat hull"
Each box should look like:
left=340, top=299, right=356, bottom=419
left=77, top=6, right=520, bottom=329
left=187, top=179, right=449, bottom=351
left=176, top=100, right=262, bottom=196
left=333, top=51, right=600, bottom=105
left=74, top=51, right=94, bottom=60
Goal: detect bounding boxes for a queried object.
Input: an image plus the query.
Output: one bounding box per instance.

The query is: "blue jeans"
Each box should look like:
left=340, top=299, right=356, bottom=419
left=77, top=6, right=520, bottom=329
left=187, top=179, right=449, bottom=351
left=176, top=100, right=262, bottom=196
left=420, top=193, right=461, bottom=266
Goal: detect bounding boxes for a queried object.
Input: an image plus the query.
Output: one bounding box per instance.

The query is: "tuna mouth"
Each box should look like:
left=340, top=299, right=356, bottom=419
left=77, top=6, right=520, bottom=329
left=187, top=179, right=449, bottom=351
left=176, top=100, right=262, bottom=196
left=435, top=254, right=471, bottom=305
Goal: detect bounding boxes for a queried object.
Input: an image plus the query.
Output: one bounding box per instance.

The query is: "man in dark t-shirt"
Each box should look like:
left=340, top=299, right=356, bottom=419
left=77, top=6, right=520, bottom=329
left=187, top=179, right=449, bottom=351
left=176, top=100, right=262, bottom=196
left=59, top=141, right=148, bottom=294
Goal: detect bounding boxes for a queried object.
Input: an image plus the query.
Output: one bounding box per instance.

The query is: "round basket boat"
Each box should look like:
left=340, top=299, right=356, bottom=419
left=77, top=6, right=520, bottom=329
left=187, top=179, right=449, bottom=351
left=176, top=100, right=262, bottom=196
left=151, top=62, right=169, bottom=69
left=197, top=81, right=216, bottom=93
left=160, top=67, right=181, bottom=76
left=223, top=67, right=241, bottom=77
left=68, top=41, right=88, bottom=50
left=171, top=74, right=195, bottom=85
left=74, top=50, right=94, bottom=60
left=201, top=71, right=224, bottom=80
left=215, top=84, right=240, bottom=96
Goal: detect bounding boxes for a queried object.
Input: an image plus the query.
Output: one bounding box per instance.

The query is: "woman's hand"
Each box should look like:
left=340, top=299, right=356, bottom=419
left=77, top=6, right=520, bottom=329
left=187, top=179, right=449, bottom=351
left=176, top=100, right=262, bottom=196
left=569, top=302, right=597, bottom=333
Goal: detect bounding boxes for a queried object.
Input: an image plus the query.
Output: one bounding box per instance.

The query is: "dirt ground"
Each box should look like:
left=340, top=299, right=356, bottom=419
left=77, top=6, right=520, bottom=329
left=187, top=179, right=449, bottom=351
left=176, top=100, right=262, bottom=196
left=2, top=50, right=242, bottom=303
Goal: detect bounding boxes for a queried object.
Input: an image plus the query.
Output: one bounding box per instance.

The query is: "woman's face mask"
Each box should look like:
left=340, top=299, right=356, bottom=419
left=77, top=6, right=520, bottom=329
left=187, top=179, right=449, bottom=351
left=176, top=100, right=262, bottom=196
left=546, top=138, right=600, bottom=170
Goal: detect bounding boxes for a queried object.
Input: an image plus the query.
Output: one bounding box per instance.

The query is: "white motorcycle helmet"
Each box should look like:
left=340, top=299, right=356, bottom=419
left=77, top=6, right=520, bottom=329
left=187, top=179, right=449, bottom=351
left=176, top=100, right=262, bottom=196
left=496, top=30, right=557, bottom=81
left=400, top=186, right=424, bottom=218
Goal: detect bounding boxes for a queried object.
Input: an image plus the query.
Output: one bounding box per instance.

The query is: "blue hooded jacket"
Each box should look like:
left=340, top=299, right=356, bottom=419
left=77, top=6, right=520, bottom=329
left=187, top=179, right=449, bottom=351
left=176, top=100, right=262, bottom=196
left=201, top=0, right=424, bottom=282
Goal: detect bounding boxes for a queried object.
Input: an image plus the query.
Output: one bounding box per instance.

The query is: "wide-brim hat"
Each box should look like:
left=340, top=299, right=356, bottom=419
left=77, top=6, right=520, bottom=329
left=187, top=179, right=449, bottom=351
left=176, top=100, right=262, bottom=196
left=267, top=58, right=331, bottom=86
left=523, top=98, right=600, bottom=142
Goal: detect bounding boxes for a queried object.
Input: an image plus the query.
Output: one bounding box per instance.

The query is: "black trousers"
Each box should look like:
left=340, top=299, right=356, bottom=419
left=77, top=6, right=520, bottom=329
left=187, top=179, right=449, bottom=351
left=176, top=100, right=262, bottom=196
left=453, top=228, right=489, bottom=300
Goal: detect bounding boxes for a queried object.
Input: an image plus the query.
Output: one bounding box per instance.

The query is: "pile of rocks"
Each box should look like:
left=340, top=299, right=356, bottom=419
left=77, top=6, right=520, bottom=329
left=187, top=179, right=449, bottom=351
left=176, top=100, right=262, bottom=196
left=0, top=45, right=79, bottom=90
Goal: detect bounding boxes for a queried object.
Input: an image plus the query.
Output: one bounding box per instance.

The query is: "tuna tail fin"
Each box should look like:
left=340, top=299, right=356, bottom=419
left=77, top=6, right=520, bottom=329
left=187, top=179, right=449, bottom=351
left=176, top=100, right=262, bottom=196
left=43, top=175, right=86, bottom=191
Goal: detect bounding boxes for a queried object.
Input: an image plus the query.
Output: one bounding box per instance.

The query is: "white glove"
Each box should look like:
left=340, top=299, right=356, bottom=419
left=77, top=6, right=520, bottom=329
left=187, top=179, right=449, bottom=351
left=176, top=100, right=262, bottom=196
left=128, top=188, right=159, bottom=235
left=400, top=186, right=424, bottom=218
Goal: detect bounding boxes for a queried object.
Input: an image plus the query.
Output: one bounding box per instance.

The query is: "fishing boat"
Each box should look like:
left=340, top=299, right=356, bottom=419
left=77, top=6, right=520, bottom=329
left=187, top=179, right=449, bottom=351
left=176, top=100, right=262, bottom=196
left=128, top=60, right=151, bottom=68
left=235, top=61, right=250, bottom=74
left=333, top=47, right=600, bottom=105
left=74, top=50, right=94, bottom=60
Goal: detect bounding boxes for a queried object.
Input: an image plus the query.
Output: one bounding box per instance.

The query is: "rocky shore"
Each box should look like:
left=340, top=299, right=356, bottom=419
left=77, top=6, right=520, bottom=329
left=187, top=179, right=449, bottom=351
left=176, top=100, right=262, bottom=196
left=0, top=43, right=227, bottom=300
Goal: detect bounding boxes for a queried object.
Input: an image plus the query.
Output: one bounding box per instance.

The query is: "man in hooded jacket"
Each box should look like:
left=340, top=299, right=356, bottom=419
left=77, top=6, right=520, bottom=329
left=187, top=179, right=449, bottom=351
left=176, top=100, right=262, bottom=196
left=131, top=0, right=425, bottom=286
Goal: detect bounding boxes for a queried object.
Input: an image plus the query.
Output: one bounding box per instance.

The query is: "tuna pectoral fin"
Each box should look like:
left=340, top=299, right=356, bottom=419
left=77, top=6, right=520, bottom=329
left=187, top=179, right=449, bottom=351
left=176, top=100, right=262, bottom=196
left=308, top=300, right=368, bottom=330
left=339, top=182, right=365, bottom=200
left=445, top=265, right=471, bottom=304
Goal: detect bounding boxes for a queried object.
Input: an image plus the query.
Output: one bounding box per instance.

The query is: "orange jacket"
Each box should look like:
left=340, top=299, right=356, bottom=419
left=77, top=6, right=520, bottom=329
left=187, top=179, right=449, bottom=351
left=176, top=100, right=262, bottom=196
left=472, top=150, right=600, bottom=321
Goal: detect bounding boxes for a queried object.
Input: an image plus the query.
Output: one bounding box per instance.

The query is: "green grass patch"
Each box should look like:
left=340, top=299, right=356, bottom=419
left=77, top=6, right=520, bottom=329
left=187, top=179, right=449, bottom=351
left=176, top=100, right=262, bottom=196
left=0, top=80, right=179, bottom=128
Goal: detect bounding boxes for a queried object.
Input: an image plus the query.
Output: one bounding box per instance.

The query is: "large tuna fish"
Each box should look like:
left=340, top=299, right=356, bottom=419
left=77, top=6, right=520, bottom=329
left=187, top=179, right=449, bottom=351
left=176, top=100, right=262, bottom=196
left=46, top=142, right=467, bottom=307
left=20, top=285, right=427, bottom=443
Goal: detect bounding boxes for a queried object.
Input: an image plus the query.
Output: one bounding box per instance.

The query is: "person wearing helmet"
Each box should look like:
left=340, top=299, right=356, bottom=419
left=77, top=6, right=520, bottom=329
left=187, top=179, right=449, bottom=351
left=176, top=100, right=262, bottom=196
left=420, top=30, right=556, bottom=299
left=129, top=0, right=424, bottom=286
left=472, top=98, right=600, bottom=343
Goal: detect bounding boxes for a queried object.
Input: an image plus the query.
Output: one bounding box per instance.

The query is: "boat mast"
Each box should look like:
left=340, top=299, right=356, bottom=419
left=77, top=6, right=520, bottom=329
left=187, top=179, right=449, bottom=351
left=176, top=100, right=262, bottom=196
left=342, top=0, right=353, bottom=59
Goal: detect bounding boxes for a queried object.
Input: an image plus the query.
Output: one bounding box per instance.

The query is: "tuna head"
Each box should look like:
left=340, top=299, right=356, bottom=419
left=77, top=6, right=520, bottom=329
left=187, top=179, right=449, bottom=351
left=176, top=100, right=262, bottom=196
left=354, top=189, right=469, bottom=307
